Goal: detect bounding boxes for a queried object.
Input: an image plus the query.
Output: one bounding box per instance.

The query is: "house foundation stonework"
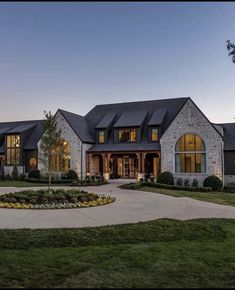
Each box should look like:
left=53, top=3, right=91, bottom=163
left=1, top=97, right=235, bottom=186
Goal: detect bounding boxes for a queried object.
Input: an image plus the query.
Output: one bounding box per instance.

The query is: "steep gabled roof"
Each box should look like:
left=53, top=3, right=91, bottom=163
left=96, top=112, right=116, bottom=129
left=86, top=97, right=189, bottom=140
left=58, top=109, right=94, bottom=143
left=113, top=110, right=148, bottom=128
left=0, top=119, right=44, bottom=151
left=148, top=109, right=167, bottom=126
left=24, top=122, right=45, bottom=150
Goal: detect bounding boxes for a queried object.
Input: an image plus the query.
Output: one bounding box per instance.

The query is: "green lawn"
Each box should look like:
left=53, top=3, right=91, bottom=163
left=0, top=180, right=69, bottom=187
left=0, top=218, right=234, bottom=288
left=137, top=186, right=235, bottom=206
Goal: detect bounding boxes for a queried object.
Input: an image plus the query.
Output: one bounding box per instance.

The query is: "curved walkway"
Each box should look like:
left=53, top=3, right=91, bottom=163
left=0, top=180, right=235, bottom=229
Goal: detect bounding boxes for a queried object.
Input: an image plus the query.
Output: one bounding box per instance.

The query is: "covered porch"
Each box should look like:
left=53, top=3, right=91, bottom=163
left=86, top=151, right=160, bottom=181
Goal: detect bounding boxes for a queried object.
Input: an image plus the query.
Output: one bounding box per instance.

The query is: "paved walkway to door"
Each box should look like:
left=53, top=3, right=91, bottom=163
left=0, top=180, right=234, bottom=229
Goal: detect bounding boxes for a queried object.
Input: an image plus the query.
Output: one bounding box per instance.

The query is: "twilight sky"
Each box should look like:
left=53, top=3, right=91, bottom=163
left=0, top=2, right=234, bottom=123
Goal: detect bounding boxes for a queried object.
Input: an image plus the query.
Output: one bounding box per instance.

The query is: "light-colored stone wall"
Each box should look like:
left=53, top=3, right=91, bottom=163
left=38, top=111, right=92, bottom=179
left=160, top=99, right=223, bottom=186
left=90, top=155, right=100, bottom=175
left=4, top=166, right=24, bottom=175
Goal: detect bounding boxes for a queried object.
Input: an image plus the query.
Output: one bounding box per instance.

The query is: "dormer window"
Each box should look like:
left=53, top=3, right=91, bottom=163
left=118, top=128, right=137, bottom=143
left=151, top=128, right=159, bottom=142
left=6, top=135, right=20, bottom=165
left=98, top=130, right=105, bottom=144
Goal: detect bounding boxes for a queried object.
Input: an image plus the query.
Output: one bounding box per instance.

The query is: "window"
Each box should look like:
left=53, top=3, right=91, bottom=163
left=98, top=131, right=105, bottom=144
left=49, top=139, right=71, bottom=172
left=175, top=134, right=206, bottom=173
left=29, top=157, right=37, bottom=169
left=6, top=135, right=20, bottom=165
left=151, top=128, right=159, bottom=141
left=118, top=128, right=137, bottom=143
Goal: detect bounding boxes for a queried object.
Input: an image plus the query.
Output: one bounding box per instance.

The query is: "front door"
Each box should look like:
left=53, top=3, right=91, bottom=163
left=111, top=155, right=137, bottom=179
left=123, top=157, right=136, bottom=178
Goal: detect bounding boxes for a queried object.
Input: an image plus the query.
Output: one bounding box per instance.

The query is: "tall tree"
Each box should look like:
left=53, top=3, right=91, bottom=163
left=40, top=111, right=64, bottom=190
left=227, top=40, right=235, bottom=63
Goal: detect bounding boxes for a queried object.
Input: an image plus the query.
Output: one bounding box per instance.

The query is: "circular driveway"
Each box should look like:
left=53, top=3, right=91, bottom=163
left=0, top=180, right=235, bottom=229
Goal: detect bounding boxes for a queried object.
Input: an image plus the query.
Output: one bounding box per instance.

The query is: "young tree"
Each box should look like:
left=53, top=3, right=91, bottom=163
left=227, top=40, right=235, bottom=63
left=40, top=111, right=64, bottom=190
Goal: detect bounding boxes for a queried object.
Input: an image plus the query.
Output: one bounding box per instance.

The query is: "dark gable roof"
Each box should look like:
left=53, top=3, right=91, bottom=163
left=7, top=123, right=36, bottom=134
left=0, top=119, right=44, bottom=151
left=24, top=122, right=45, bottom=150
left=96, top=112, right=116, bottom=129
left=0, top=127, right=12, bottom=134
left=148, top=109, right=167, bottom=126
left=219, top=123, right=235, bottom=151
left=113, top=110, right=148, bottom=128
left=59, top=109, right=94, bottom=143
left=86, top=97, right=189, bottom=139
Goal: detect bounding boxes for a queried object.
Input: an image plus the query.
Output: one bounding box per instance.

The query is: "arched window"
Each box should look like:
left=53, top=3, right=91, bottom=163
left=49, top=139, right=71, bottom=172
left=175, top=134, right=206, bottom=173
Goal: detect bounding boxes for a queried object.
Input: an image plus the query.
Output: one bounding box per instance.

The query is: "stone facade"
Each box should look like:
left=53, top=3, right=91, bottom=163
left=224, top=175, right=235, bottom=185
left=160, top=99, right=224, bottom=186
left=38, top=111, right=92, bottom=179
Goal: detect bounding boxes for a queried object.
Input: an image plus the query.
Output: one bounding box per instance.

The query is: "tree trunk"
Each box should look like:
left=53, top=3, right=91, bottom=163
left=48, top=172, right=52, bottom=191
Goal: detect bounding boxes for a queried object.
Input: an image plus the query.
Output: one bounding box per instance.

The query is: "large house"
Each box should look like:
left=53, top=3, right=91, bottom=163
left=0, top=97, right=235, bottom=185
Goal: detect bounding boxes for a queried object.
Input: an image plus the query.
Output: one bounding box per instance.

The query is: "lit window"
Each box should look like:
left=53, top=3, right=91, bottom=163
left=6, top=135, right=20, bottom=165
left=118, top=128, right=137, bottom=142
left=98, top=131, right=105, bottom=144
left=175, top=134, right=206, bottom=173
left=151, top=128, right=158, bottom=141
left=49, top=139, right=71, bottom=172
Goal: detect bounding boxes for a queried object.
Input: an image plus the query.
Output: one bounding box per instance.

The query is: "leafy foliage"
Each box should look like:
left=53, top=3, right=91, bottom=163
left=28, top=169, right=41, bottom=179
left=157, top=171, right=174, bottom=185
left=227, top=40, right=235, bottom=63
left=39, top=111, right=64, bottom=189
left=203, top=175, right=222, bottom=191
left=0, top=189, right=99, bottom=205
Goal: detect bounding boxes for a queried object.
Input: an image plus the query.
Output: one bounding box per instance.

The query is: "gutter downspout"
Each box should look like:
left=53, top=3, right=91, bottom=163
left=222, top=140, right=224, bottom=188
left=81, top=142, right=83, bottom=180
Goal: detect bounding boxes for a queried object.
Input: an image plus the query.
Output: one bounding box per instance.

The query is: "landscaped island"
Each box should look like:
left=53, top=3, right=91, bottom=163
left=0, top=189, right=115, bottom=209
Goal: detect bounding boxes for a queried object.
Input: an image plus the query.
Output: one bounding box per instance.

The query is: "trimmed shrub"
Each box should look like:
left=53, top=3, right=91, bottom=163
left=176, top=178, right=183, bottom=186
left=18, top=173, right=26, bottom=181
left=157, top=171, right=174, bottom=185
left=5, top=174, right=12, bottom=181
left=120, top=181, right=212, bottom=192
left=184, top=178, right=190, bottom=187
left=0, top=168, right=4, bottom=180
left=28, top=170, right=41, bottom=179
left=12, top=165, right=19, bottom=180
left=203, top=175, right=222, bottom=191
left=64, top=170, right=78, bottom=180
left=192, top=178, right=198, bottom=187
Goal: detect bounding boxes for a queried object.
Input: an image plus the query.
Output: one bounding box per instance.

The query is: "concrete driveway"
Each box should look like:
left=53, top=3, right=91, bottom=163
left=0, top=180, right=235, bottom=229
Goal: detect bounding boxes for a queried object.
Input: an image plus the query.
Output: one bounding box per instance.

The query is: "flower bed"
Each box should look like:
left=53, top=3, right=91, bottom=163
left=0, top=189, right=115, bottom=209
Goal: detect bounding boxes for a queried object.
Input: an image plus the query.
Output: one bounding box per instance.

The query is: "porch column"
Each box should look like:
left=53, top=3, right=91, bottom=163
left=137, top=152, right=145, bottom=181
left=87, top=153, right=92, bottom=176
left=102, top=153, right=111, bottom=181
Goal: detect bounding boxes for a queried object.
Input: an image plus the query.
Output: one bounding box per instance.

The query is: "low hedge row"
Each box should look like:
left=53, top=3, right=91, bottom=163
left=24, top=178, right=75, bottom=184
left=120, top=182, right=212, bottom=192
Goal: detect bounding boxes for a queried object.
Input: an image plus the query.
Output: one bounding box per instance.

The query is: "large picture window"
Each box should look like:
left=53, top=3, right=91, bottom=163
left=118, top=128, right=137, bottom=143
left=175, top=134, right=206, bottom=173
left=49, top=139, right=71, bottom=172
left=6, top=135, right=20, bottom=165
